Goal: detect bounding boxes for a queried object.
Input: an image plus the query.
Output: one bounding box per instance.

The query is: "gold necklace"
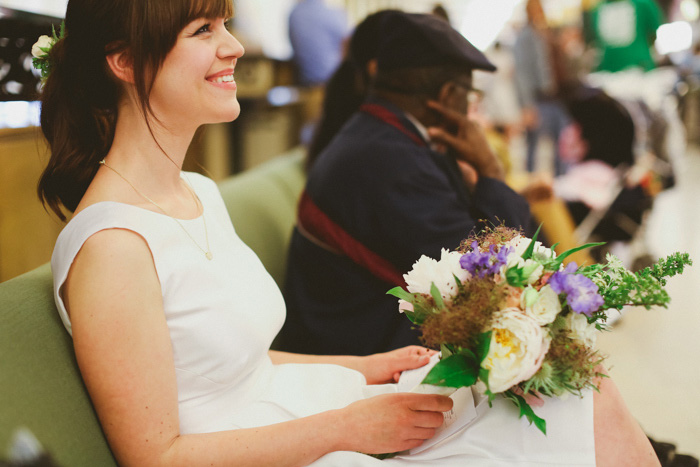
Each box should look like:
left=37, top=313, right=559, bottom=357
left=99, top=159, right=213, bottom=260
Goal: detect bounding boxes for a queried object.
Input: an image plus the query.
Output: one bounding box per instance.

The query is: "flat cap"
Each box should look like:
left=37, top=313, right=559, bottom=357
left=376, top=12, right=496, bottom=72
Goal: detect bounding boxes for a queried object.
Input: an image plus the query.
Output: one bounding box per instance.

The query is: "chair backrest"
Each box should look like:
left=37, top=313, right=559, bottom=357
left=0, top=149, right=307, bottom=464
left=0, top=264, right=117, bottom=466
left=218, top=147, right=306, bottom=288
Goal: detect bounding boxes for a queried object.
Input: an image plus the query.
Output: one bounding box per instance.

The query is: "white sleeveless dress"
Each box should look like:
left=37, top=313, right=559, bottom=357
left=51, top=172, right=596, bottom=466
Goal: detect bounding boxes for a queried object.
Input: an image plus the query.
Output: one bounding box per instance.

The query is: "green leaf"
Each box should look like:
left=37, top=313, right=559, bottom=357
left=549, top=242, right=606, bottom=270
left=454, top=274, right=465, bottom=294
left=386, top=286, right=414, bottom=302
left=505, top=266, right=527, bottom=288
left=521, top=224, right=542, bottom=261
left=387, top=287, right=430, bottom=324
left=503, top=391, right=547, bottom=435
left=479, top=368, right=495, bottom=402
left=430, top=282, right=445, bottom=309
left=51, top=21, right=66, bottom=41
left=421, top=353, right=479, bottom=388
left=475, top=331, right=492, bottom=363
left=440, top=343, right=454, bottom=359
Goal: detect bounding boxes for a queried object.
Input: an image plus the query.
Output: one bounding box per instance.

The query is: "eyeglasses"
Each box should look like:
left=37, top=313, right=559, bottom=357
left=450, top=80, right=483, bottom=104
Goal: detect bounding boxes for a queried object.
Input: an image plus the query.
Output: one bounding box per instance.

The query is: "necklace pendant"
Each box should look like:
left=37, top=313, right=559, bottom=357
left=205, top=251, right=213, bottom=260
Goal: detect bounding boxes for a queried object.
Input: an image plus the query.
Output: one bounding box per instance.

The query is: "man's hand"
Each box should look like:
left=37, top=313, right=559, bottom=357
left=426, top=100, right=505, bottom=182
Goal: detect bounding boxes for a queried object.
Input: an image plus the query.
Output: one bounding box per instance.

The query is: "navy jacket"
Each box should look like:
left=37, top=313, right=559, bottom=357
left=280, top=98, right=531, bottom=355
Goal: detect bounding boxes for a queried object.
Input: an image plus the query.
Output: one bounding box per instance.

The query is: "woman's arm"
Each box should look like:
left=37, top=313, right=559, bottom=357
left=592, top=368, right=660, bottom=466
left=269, top=346, right=436, bottom=384
left=66, top=229, right=451, bottom=466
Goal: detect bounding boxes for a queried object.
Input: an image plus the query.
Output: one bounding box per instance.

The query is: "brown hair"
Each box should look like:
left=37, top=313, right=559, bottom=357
left=38, top=0, right=233, bottom=220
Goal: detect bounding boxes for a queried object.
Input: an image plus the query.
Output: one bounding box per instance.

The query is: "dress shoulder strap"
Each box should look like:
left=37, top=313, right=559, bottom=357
left=51, top=202, right=163, bottom=336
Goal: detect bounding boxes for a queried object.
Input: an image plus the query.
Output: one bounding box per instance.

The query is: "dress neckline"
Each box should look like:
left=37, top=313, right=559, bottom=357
left=71, top=172, right=206, bottom=223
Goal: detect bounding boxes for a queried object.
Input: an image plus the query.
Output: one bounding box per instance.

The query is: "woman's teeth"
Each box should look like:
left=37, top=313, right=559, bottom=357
left=212, top=74, right=234, bottom=83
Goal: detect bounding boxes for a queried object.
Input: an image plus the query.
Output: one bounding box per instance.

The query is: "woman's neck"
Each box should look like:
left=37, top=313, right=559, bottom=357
left=105, top=100, right=197, bottom=192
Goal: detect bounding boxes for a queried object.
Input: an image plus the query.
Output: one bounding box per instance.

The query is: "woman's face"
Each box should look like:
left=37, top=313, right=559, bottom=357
left=149, top=16, right=244, bottom=130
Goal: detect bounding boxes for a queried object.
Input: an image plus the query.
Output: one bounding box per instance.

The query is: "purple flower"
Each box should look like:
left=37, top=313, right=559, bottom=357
left=549, top=262, right=604, bottom=316
left=460, top=242, right=513, bottom=278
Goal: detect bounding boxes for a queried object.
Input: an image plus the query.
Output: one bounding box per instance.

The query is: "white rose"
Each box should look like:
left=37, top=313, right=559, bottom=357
left=32, top=35, right=54, bottom=58
left=504, top=235, right=555, bottom=263
left=404, top=249, right=468, bottom=301
left=564, top=312, right=597, bottom=348
left=482, top=308, right=551, bottom=393
left=521, top=285, right=561, bottom=325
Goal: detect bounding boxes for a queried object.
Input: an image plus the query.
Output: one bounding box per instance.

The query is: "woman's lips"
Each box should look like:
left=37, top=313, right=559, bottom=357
left=206, top=69, right=237, bottom=90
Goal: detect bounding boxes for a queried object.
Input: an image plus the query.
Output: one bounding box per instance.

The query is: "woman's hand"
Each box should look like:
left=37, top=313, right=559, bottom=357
left=358, top=346, right=436, bottom=385
left=336, top=393, right=453, bottom=455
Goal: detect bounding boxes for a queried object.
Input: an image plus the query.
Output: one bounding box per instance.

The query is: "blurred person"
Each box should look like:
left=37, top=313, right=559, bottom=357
left=556, top=87, right=654, bottom=249
left=281, top=12, right=531, bottom=356
left=305, top=9, right=401, bottom=171
left=588, top=0, right=664, bottom=72
left=308, top=11, right=547, bottom=199
left=476, top=41, right=522, bottom=158
left=288, top=0, right=349, bottom=86
left=514, top=0, right=573, bottom=176
left=288, top=0, right=349, bottom=145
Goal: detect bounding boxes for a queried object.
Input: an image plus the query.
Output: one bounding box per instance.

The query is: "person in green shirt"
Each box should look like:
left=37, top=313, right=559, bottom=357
left=590, top=0, right=664, bottom=72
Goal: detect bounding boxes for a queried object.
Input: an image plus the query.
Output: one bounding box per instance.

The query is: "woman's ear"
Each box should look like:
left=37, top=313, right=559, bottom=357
left=106, top=49, right=135, bottom=84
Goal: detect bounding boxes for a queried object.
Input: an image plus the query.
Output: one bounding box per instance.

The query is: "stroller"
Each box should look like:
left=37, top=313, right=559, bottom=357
left=555, top=83, right=676, bottom=270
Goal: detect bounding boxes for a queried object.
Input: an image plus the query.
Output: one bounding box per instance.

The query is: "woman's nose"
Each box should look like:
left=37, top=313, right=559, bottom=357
left=218, top=30, right=245, bottom=60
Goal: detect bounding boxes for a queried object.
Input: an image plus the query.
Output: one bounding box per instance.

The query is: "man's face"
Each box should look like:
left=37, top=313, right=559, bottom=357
left=443, top=73, right=479, bottom=116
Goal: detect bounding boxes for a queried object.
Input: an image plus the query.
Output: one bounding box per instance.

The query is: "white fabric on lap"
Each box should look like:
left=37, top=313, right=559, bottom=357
left=52, top=172, right=595, bottom=466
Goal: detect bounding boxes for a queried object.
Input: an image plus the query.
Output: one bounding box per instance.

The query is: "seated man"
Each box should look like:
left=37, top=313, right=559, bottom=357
left=280, top=12, right=531, bottom=355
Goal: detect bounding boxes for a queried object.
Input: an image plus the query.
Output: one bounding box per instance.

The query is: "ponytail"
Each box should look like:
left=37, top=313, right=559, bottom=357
left=38, top=33, right=118, bottom=221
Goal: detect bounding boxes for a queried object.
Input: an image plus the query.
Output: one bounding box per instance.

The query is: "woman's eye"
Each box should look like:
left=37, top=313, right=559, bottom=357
left=194, top=23, right=211, bottom=35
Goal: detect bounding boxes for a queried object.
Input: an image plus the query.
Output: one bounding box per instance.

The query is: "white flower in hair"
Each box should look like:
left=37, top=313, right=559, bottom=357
left=31, top=35, right=55, bottom=58
left=32, top=23, right=64, bottom=80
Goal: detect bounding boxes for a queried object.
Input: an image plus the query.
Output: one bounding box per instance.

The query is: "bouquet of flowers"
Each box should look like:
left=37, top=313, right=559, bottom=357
left=388, top=225, right=691, bottom=434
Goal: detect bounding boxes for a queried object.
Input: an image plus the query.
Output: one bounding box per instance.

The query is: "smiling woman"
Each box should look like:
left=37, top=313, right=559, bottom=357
left=147, top=16, right=243, bottom=129
left=37, top=0, right=236, bottom=220
left=35, top=1, right=661, bottom=465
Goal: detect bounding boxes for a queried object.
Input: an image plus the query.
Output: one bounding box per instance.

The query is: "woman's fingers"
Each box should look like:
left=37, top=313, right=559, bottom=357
left=342, top=393, right=452, bottom=454
left=411, top=408, right=448, bottom=429
left=407, top=426, right=438, bottom=441
left=406, top=393, right=454, bottom=414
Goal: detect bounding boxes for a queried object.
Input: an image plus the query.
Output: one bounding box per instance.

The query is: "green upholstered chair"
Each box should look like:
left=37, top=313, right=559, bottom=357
left=0, top=263, right=117, bottom=466
left=218, top=147, right=306, bottom=288
left=0, top=148, right=306, bottom=465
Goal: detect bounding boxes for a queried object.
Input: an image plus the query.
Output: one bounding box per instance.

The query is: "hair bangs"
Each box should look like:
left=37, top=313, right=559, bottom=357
left=186, top=0, right=234, bottom=25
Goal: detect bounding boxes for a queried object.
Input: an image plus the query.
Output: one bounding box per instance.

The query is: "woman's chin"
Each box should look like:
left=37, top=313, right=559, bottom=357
left=211, top=102, right=241, bottom=124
